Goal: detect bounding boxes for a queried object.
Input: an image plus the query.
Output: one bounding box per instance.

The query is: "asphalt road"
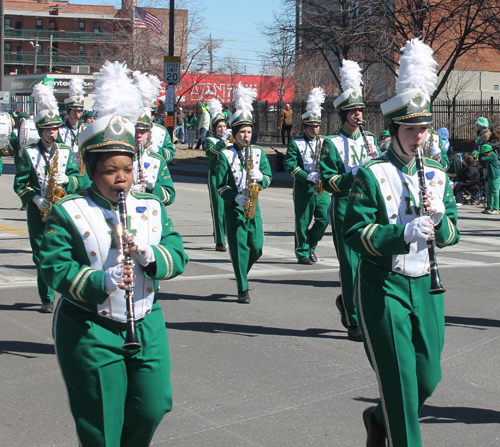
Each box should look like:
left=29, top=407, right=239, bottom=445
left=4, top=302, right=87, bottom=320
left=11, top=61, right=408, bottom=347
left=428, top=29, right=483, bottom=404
left=0, top=158, right=499, bottom=446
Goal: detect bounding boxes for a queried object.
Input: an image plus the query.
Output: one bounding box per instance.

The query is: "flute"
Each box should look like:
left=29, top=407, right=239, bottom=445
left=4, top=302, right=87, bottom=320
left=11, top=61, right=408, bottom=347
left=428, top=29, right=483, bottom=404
left=117, top=190, right=142, bottom=350
left=414, top=147, right=446, bottom=295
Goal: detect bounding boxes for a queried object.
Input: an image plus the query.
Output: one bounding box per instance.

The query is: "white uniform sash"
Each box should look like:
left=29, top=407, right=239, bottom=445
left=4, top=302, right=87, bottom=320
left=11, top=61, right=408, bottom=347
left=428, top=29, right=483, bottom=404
left=222, top=145, right=261, bottom=194
left=295, top=137, right=324, bottom=173
left=133, top=148, right=161, bottom=189
left=330, top=133, right=376, bottom=173
left=58, top=123, right=84, bottom=158
left=26, top=145, right=70, bottom=198
left=150, top=125, right=166, bottom=153
left=61, top=193, right=162, bottom=322
left=369, top=161, right=447, bottom=277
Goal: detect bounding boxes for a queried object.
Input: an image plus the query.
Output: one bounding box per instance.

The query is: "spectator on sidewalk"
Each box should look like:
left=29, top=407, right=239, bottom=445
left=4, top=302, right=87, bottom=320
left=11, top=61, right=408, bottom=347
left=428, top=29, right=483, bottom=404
left=454, top=153, right=481, bottom=206
left=480, top=143, right=499, bottom=214
left=184, top=111, right=197, bottom=149
left=279, top=104, right=293, bottom=147
left=176, top=106, right=185, bottom=144
left=195, top=103, right=210, bottom=150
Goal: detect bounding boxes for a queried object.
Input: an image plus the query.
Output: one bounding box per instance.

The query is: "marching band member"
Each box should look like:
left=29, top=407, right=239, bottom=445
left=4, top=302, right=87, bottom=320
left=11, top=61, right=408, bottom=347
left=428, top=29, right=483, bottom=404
left=343, top=39, right=459, bottom=447
left=132, top=71, right=175, bottom=206
left=40, top=61, right=188, bottom=447
left=215, top=83, right=272, bottom=303
left=148, top=74, right=176, bottom=164
left=285, top=87, right=329, bottom=265
left=58, top=77, right=86, bottom=164
left=320, top=60, right=380, bottom=342
left=205, top=98, right=229, bottom=252
left=423, top=127, right=450, bottom=171
left=14, top=84, right=80, bottom=313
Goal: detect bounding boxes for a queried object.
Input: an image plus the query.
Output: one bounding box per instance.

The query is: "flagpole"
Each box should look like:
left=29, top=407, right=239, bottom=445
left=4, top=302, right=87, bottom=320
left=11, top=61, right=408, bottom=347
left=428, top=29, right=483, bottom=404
left=166, top=0, right=175, bottom=140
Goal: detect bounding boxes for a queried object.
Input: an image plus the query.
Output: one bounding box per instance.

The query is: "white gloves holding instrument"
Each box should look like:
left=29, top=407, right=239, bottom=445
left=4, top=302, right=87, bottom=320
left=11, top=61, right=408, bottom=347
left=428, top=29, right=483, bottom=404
left=32, top=195, right=50, bottom=211
left=53, top=173, right=69, bottom=185
left=427, top=193, right=445, bottom=225
left=430, top=144, right=441, bottom=161
left=105, top=264, right=124, bottom=294
left=404, top=216, right=434, bottom=243
left=248, top=168, right=263, bottom=182
left=235, top=194, right=248, bottom=208
left=307, top=172, right=321, bottom=183
left=222, top=129, right=232, bottom=141
left=128, top=236, right=155, bottom=267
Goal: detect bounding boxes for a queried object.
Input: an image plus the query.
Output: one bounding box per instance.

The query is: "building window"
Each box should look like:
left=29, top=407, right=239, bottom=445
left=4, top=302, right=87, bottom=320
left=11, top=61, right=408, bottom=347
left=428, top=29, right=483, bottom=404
left=15, top=20, right=22, bottom=30
left=36, top=19, right=43, bottom=30
left=494, top=85, right=499, bottom=91
left=93, top=22, right=100, bottom=34
left=4, top=65, right=12, bottom=75
left=4, top=42, right=11, bottom=55
left=93, top=45, right=100, bottom=58
left=79, top=21, right=85, bottom=31
left=79, top=44, right=85, bottom=56
left=4, top=17, right=12, bottom=29
left=49, top=20, right=55, bottom=31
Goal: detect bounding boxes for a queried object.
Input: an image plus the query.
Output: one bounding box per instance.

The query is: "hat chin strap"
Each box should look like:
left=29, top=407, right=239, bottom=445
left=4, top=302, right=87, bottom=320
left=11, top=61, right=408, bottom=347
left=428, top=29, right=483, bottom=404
left=389, top=123, right=412, bottom=158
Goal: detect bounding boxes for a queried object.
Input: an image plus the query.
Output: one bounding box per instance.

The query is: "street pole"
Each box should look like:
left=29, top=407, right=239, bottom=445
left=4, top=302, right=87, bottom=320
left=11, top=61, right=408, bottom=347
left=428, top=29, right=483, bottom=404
left=209, top=34, right=213, bottom=74
left=166, top=0, right=175, bottom=140
left=1, top=0, right=5, bottom=91
left=34, top=37, right=39, bottom=74
left=49, top=34, right=53, bottom=73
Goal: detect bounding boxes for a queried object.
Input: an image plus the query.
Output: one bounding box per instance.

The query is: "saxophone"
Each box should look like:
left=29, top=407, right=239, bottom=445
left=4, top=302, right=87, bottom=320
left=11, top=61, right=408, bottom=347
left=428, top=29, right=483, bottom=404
left=243, top=143, right=263, bottom=219
left=313, top=135, right=325, bottom=195
left=42, top=147, right=67, bottom=222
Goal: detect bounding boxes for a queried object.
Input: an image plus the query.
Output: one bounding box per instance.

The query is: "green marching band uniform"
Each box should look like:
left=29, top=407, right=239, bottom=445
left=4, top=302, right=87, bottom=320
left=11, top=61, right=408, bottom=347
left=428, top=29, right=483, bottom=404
left=320, top=60, right=379, bottom=341
left=285, top=87, right=329, bottom=264
left=14, top=84, right=81, bottom=312
left=131, top=70, right=176, bottom=206
left=214, top=83, right=272, bottom=303
left=343, top=39, right=460, bottom=447
left=0, top=113, right=18, bottom=175
left=205, top=98, right=229, bottom=250
left=40, top=61, right=188, bottom=447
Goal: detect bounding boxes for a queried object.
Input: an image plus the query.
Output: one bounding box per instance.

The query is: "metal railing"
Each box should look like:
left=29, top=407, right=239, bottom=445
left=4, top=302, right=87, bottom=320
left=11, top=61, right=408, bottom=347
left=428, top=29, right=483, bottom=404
left=4, top=28, right=126, bottom=43
left=4, top=52, right=94, bottom=66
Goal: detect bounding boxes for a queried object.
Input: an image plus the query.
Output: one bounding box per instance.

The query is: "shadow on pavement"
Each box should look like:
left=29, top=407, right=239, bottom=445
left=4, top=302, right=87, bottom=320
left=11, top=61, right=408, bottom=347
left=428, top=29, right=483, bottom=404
left=166, top=320, right=345, bottom=339
left=0, top=340, right=55, bottom=357
left=445, top=315, right=500, bottom=328
left=251, top=278, right=341, bottom=288
left=0, top=302, right=39, bottom=311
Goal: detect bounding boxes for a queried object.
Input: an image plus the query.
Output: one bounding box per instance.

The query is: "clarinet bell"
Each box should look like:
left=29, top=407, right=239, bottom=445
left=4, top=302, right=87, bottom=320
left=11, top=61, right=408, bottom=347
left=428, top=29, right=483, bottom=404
left=123, top=324, right=141, bottom=350
left=429, top=269, right=445, bottom=295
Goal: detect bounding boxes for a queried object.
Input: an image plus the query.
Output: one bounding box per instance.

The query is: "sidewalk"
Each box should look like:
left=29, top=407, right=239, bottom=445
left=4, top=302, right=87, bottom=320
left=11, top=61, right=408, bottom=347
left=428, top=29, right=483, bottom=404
left=170, top=142, right=294, bottom=188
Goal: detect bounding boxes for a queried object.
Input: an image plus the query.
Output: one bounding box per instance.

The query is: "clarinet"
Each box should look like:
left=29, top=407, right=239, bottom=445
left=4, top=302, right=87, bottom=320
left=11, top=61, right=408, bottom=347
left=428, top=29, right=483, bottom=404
left=357, top=119, right=378, bottom=159
left=136, top=142, right=146, bottom=192
left=414, top=147, right=446, bottom=295
left=117, top=190, right=142, bottom=350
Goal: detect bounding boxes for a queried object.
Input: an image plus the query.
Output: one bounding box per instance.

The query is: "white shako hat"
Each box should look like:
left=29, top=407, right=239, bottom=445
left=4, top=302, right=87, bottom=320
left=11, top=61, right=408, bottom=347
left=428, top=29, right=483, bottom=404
left=302, top=87, right=326, bottom=126
left=333, top=60, right=365, bottom=118
left=381, top=38, right=438, bottom=126
left=32, top=83, right=62, bottom=129
left=208, top=98, right=228, bottom=131
left=229, top=83, right=257, bottom=130
left=132, top=70, right=157, bottom=129
left=64, top=77, right=85, bottom=109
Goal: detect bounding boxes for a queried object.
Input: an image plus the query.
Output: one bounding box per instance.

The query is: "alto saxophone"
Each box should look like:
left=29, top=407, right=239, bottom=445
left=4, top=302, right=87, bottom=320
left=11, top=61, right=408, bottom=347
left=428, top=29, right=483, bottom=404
left=42, top=147, right=67, bottom=222
left=314, top=136, right=325, bottom=195
left=243, top=143, right=263, bottom=219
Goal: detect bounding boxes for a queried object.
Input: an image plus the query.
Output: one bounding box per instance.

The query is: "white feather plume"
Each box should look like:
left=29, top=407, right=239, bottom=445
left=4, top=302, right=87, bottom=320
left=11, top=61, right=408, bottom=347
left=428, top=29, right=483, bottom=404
left=148, top=75, right=162, bottom=101
left=233, top=82, right=256, bottom=113
left=32, top=83, right=58, bottom=112
left=306, top=87, right=325, bottom=114
left=340, top=60, right=363, bottom=93
left=132, top=71, right=156, bottom=109
left=69, top=77, right=85, bottom=98
left=396, top=38, right=438, bottom=99
left=92, top=61, right=143, bottom=123
left=208, top=98, right=223, bottom=118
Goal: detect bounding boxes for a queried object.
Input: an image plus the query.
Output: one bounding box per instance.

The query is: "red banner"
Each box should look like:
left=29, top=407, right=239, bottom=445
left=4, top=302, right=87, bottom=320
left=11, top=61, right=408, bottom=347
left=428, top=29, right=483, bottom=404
left=163, top=73, right=295, bottom=106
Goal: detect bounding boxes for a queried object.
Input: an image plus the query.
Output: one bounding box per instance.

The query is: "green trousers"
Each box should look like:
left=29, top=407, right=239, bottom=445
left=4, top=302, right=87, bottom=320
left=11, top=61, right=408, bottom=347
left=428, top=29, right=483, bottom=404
left=54, top=299, right=172, bottom=447
left=27, top=204, right=54, bottom=304
left=487, top=177, right=499, bottom=210
left=208, top=169, right=226, bottom=245
left=224, top=204, right=263, bottom=292
left=355, top=260, right=445, bottom=447
left=331, top=195, right=359, bottom=326
left=293, top=183, right=329, bottom=260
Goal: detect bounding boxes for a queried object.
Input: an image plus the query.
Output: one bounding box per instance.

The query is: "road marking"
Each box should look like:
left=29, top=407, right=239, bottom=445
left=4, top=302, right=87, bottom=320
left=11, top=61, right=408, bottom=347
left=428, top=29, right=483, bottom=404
left=0, top=223, right=28, bottom=235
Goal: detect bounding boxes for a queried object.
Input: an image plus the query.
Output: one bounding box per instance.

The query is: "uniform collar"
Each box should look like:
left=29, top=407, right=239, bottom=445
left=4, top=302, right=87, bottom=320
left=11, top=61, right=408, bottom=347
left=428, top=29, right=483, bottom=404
left=65, top=119, right=79, bottom=131
left=303, top=132, right=317, bottom=142
left=388, top=145, right=417, bottom=175
left=340, top=125, right=360, bottom=140
left=89, top=184, right=119, bottom=210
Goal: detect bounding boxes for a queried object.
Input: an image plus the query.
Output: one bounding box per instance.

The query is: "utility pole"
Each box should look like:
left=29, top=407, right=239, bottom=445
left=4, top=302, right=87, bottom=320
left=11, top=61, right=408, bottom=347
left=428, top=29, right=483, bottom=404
left=1, top=0, right=5, bottom=91
left=166, top=0, right=175, bottom=139
left=207, top=34, right=235, bottom=74
left=33, top=38, right=39, bottom=74
left=49, top=34, right=53, bottom=73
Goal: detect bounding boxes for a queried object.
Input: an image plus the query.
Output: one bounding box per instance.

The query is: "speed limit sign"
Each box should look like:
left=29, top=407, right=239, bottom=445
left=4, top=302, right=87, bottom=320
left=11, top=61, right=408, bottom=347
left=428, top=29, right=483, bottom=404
left=164, top=56, right=181, bottom=84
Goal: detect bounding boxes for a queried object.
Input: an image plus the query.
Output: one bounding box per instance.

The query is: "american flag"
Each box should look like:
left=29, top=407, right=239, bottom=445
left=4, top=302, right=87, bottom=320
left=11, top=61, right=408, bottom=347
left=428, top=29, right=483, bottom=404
left=134, top=7, right=162, bottom=36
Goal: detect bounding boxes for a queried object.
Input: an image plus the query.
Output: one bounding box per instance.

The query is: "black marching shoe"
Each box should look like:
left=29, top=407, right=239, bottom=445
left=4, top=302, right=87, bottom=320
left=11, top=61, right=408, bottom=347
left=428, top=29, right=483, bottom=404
left=347, top=325, right=363, bottom=342
left=335, top=295, right=348, bottom=329
left=237, top=290, right=250, bottom=304
left=215, top=243, right=227, bottom=252
left=298, top=258, right=313, bottom=265
left=363, top=406, right=387, bottom=447
left=40, top=302, right=54, bottom=313
left=310, top=251, right=317, bottom=263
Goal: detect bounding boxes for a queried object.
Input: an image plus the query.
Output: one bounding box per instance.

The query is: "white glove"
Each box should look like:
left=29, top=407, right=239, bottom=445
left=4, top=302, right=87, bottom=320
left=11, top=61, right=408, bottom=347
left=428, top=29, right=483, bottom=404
left=428, top=193, right=445, bottom=225
left=430, top=144, right=441, bottom=161
left=105, top=264, right=123, bottom=294
left=235, top=194, right=248, bottom=208
left=32, top=195, right=50, bottom=211
left=307, top=172, right=321, bottom=183
left=53, top=172, right=69, bottom=185
left=130, top=184, right=143, bottom=192
left=404, top=216, right=434, bottom=243
left=248, top=168, right=263, bottom=182
left=222, top=129, right=232, bottom=141
left=130, top=236, right=155, bottom=267
left=142, top=171, right=155, bottom=189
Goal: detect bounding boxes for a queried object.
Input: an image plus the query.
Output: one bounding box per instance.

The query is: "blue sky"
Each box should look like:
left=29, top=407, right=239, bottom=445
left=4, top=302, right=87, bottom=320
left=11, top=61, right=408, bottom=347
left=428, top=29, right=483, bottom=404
left=68, top=0, right=283, bottom=74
